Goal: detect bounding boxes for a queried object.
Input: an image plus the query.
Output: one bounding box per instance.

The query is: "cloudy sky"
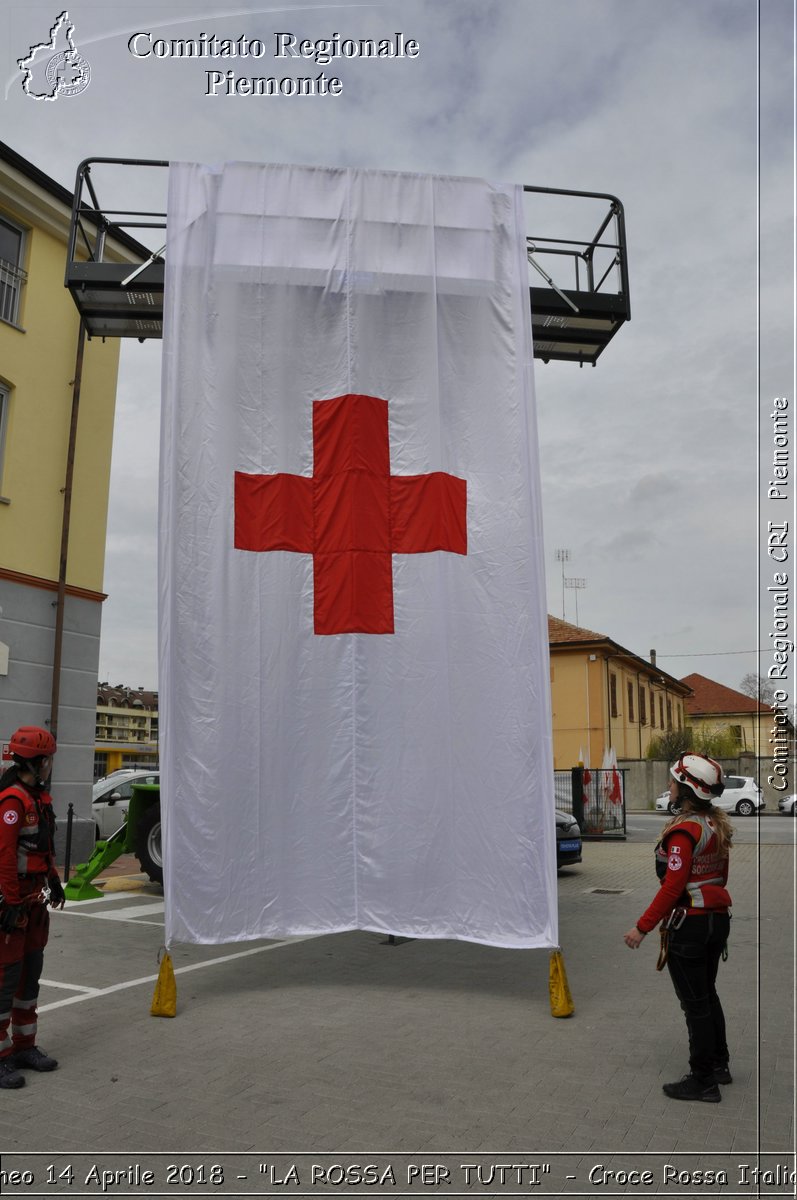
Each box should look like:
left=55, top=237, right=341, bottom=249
left=3, top=0, right=793, bottom=694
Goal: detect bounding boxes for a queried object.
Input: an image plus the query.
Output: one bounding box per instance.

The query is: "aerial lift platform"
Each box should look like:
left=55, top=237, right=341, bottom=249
left=65, top=158, right=630, bottom=366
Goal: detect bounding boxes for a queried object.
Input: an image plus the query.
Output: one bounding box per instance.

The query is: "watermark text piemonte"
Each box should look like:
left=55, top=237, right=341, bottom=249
left=765, top=395, right=792, bottom=792
left=127, top=31, right=420, bottom=97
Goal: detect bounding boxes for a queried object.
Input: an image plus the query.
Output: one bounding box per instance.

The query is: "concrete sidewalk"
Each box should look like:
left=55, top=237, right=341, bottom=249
left=0, top=838, right=793, bottom=1196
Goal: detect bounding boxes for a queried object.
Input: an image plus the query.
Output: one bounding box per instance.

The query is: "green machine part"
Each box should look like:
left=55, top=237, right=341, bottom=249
left=63, top=782, right=161, bottom=901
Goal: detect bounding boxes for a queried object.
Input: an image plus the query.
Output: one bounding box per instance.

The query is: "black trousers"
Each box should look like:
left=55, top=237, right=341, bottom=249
left=666, top=911, right=730, bottom=1081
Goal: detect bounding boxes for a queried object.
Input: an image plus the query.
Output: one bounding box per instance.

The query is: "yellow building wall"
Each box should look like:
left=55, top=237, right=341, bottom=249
left=550, top=649, right=606, bottom=769
left=607, top=667, right=681, bottom=758
left=552, top=647, right=687, bottom=768
left=0, top=206, right=120, bottom=592
left=608, top=664, right=643, bottom=760
left=688, top=713, right=765, bottom=756
left=608, top=667, right=685, bottom=760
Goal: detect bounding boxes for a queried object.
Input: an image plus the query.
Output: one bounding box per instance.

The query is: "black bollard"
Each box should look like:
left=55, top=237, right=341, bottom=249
left=571, top=766, right=584, bottom=831
left=63, top=802, right=74, bottom=882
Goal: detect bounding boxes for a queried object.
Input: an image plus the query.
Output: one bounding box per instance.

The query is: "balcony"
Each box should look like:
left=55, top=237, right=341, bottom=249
left=0, top=258, right=27, bottom=326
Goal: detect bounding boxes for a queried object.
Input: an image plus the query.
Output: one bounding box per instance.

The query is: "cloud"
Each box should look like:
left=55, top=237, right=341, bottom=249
left=3, top=0, right=789, bottom=693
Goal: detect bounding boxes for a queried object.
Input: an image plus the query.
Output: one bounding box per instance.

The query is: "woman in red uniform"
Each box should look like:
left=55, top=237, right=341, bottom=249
left=624, top=753, right=733, bottom=1103
left=0, top=726, right=65, bottom=1089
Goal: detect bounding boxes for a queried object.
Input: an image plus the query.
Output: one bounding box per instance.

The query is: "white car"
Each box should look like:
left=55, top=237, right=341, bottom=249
left=778, top=793, right=797, bottom=815
left=654, top=775, right=764, bottom=816
left=92, top=770, right=159, bottom=838
left=93, top=767, right=143, bottom=788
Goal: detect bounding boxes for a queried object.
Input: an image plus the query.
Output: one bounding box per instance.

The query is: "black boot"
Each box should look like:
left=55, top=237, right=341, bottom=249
left=713, top=1063, right=733, bottom=1085
left=11, top=1045, right=58, bottom=1071
left=0, top=1058, right=25, bottom=1088
left=662, top=1073, right=721, bottom=1103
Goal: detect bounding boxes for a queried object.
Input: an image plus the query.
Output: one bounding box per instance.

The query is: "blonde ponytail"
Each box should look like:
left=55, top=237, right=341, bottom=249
left=661, top=783, right=734, bottom=856
left=708, top=805, right=734, bottom=856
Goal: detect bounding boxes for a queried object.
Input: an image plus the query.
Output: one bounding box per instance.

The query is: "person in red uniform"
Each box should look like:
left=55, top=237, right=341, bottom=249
left=624, top=753, right=733, bottom=1103
left=0, top=726, right=65, bottom=1089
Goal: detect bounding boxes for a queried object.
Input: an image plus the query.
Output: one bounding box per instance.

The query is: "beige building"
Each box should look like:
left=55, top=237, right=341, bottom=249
left=681, top=672, right=789, bottom=758
left=548, top=617, right=691, bottom=770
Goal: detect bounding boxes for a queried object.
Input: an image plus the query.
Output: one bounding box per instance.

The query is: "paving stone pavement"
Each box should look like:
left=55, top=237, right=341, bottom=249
left=0, top=836, right=793, bottom=1197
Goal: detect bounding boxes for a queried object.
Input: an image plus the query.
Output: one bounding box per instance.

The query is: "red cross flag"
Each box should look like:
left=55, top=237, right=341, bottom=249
left=160, top=163, right=557, bottom=948
left=234, top=393, right=467, bottom=633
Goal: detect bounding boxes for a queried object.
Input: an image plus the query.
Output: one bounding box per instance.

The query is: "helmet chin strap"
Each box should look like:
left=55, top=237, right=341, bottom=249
left=17, top=757, right=48, bottom=790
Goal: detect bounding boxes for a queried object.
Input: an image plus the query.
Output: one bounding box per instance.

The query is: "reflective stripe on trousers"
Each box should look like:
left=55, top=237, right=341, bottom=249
left=0, top=904, right=49, bottom=1058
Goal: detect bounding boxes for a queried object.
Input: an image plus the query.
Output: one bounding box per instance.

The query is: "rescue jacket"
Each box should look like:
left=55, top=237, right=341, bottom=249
left=0, top=782, right=57, bottom=906
left=636, top=812, right=731, bottom=935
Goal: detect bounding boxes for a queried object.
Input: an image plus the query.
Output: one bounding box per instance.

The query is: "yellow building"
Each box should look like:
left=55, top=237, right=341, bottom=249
left=0, top=142, right=144, bottom=816
left=681, top=672, right=791, bottom=758
left=548, top=616, right=691, bottom=769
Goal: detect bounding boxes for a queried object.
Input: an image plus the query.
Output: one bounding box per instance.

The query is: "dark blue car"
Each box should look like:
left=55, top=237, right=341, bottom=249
left=556, top=810, right=582, bottom=869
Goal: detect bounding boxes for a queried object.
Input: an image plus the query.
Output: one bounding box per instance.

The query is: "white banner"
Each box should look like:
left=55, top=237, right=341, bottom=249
left=160, top=162, right=557, bottom=948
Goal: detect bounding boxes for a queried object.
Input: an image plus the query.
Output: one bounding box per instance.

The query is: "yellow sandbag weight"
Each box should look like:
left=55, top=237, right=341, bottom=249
left=548, top=948, right=574, bottom=1018
left=151, top=948, right=177, bottom=1017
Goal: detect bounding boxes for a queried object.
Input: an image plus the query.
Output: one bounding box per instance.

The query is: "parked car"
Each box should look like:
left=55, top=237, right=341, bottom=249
left=556, top=810, right=582, bottom=868
left=778, top=793, right=797, bottom=815
left=94, top=767, right=145, bottom=788
left=654, top=775, right=764, bottom=816
left=92, top=770, right=160, bottom=839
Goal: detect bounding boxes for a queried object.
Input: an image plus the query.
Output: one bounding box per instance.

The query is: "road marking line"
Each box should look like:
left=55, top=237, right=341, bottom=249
left=39, top=979, right=101, bottom=993
left=64, top=891, right=145, bottom=907
left=38, top=936, right=322, bottom=1013
left=64, top=901, right=166, bottom=921
left=88, top=918, right=165, bottom=926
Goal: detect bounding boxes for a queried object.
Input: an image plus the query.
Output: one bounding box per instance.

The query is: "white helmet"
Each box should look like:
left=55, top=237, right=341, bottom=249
left=670, top=753, right=725, bottom=801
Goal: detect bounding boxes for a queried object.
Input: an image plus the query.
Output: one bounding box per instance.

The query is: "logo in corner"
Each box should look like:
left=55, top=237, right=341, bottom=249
left=18, top=11, right=91, bottom=101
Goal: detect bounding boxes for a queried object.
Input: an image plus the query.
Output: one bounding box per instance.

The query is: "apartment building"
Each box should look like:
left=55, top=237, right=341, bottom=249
left=0, top=141, right=143, bottom=816
left=94, top=683, right=159, bottom=778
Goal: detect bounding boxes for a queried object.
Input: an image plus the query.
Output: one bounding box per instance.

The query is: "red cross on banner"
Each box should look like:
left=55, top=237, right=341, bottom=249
left=234, top=394, right=467, bottom=634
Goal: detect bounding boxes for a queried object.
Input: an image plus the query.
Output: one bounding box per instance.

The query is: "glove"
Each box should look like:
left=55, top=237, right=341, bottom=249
left=0, top=904, right=27, bottom=934
left=48, top=875, right=66, bottom=909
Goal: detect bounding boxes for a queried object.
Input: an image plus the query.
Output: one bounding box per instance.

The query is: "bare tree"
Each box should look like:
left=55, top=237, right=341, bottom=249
left=739, top=673, right=777, bottom=705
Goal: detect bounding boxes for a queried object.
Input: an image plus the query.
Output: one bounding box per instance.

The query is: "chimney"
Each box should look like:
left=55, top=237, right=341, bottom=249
left=650, top=649, right=657, bottom=667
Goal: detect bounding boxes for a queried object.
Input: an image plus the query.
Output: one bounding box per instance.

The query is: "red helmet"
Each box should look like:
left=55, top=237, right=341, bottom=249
left=8, top=726, right=57, bottom=760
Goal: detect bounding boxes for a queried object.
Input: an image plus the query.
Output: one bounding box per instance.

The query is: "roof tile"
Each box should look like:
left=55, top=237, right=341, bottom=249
left=680, top=672, right=769, bottom=716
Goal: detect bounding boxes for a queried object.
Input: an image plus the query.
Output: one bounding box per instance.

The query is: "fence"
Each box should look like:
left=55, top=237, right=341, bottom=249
left=554, top=767, right=627, bottom=838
